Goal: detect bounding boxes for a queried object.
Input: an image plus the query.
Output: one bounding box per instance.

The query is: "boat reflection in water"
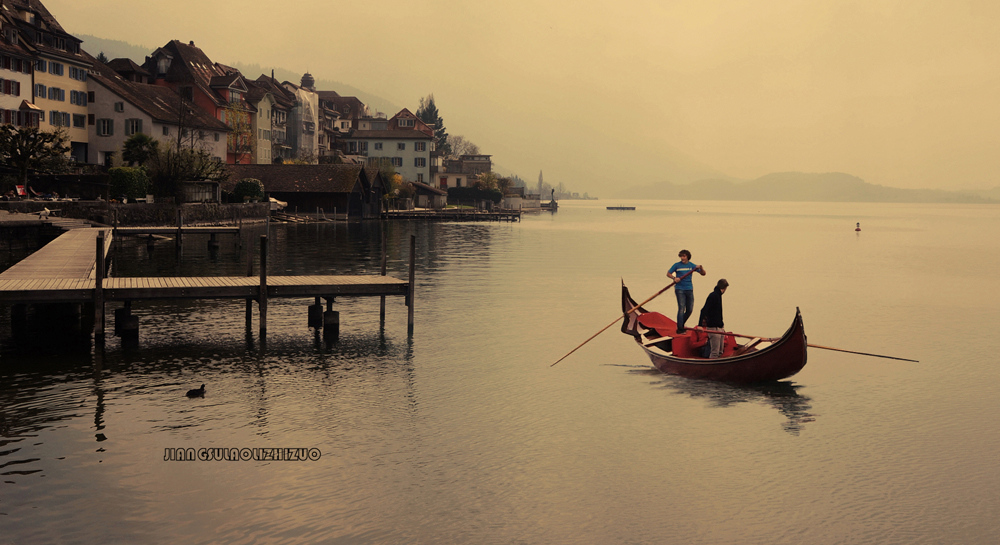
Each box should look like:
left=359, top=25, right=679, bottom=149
left=630, top=368, right=816, bottom=435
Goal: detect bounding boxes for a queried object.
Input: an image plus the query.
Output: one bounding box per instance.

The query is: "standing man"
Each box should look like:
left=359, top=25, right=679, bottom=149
left=699, top=279, right=729, bottom=358
left=666, top=250, right=706, bottom=334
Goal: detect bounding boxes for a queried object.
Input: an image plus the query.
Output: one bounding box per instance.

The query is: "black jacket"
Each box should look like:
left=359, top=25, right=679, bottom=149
left=699, top=288, right=724, bottom=328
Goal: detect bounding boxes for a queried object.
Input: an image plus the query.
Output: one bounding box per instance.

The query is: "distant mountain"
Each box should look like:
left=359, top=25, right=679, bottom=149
left=961, top=186, right=1000, bottom=201
left=616, top=172, right=998, bottom=203
left=77, top=34, right=401, bottom=115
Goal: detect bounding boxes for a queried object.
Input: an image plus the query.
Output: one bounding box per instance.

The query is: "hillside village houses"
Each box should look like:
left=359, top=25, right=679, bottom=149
left=0, top=0, right=511, bottom=207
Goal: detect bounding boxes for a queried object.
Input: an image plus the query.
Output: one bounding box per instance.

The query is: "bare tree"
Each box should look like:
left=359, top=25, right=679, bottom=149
left=447, top=135, right=479, bottom=158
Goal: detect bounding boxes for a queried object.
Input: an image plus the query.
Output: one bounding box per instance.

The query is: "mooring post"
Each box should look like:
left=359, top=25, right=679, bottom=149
left=380, top=222, right=387, bottom=323
left=259, top=234, right=268, bottom=338
left=94, top=230, right=105, bottom=344
left=245, top=239, right=253, bottom=330
left=407, top=234, right=415, bottom=334
left=308, top=296, right=323, bottom=328
left=175, top=207, right=183, bottom=247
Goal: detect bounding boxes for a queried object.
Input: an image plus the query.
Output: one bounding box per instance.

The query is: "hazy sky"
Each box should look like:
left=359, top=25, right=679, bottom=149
left=46, top=0, right=1000, bottom=194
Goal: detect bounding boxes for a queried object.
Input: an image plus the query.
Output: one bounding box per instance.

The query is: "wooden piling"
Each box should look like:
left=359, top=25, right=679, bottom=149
left=408, top=234, right=415, bottom=333
left=309, top=296, right=323, bottom=328
left=245, top=240, right=253, bottom=329
left=380, top=223, right=387, bottom=323
left=259, top=235, right=268, bottom=338
left=175, top=208, right=183, bottom=247
left=94, top=231, right=105, bottom=343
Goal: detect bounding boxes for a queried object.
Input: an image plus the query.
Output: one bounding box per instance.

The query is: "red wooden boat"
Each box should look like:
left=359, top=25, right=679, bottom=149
left=621, top=283, right=808, bottom=383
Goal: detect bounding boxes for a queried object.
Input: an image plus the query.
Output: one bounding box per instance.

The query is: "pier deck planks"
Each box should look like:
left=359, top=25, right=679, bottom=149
left=0, top=228, right=409, bottom=304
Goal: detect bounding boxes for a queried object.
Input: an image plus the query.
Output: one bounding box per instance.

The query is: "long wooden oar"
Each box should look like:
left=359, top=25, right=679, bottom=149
left=688, top=327, right=919, bottom=362
left=551, top=268, right=699, bottom=367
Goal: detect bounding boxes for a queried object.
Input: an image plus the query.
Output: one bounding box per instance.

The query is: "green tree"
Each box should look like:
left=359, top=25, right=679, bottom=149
left=121, top=133, right=159, bottom=166
left=416, top=94, right=449, bottom=155
left=108, top=166, right=151, bottom=200
left=96, top=52, right=109, bottom=64
left=0, top=125, right=70, bottom=184
left=232, top=178, right=264, bottom=202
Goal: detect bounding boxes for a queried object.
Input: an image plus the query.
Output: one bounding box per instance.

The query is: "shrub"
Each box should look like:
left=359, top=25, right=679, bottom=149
left=447, top=186, right=502, bottom=204
left=108, top=167, right=151, bottom=200
left=232, top=178, right=265, bottom=202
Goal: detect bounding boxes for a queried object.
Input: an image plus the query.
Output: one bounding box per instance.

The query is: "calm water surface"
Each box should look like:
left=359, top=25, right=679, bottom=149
left=2, top=200, right=999, bottom=544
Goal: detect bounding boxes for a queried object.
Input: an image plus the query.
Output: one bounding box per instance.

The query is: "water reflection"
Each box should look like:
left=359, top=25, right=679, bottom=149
left=630, top=368, right=816, bottom=435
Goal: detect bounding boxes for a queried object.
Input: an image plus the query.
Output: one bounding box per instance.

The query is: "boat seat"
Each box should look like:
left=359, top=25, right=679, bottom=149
left=731, top=337, right=762, bottom=357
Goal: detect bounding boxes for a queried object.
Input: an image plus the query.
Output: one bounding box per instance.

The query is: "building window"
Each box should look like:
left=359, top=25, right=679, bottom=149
left=0, top=79, right=19, bottom=96
left=34, top=83, right=46, bottom=98
left=125, top=118, right=142, bottom=136
left=214, top=133, right=219, bottom=141
left=70, top=90, right=87, bottom=105
left=48, top=111, right=70, bottom=127
left=162, top=126, right=169, bottom=136
left=391, top=157, right=402, bottom=167
left=415, top=142, right=426, bottom=152
left=397, top=142, right=405, bottom=151
left=47, top=87, right=65, bottom=101
left=417, top=174, right=423, bottom=183
left=374, top=142, right=383, bottom=150
left=72, top=114, right=85, bottom=128
left=97, top=118, right=114, bottom=136
left=69, top=66, right=87, bottom=81
left=398, top=118, right=414, bottom=127
left=414, top=158, right=426, bottom=167
left=48, top=62, right=63, bottom=76
left=34, top=59, right=46, bottom=72
left=114, top=102, right=124, bottom=112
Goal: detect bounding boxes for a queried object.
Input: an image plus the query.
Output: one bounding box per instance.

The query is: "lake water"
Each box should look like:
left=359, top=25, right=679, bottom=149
left=2, top=200, right=999, bottom=544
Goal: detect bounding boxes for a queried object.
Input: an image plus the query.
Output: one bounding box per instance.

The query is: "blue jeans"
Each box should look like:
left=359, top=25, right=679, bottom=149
left=675, top=289, right=694, bottom=330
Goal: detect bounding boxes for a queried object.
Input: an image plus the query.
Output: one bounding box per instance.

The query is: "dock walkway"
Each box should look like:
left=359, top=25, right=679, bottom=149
left=0, top=220, right=415, bottom=339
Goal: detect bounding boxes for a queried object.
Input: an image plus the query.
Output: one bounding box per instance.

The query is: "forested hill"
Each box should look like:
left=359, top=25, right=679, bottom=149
left=76, top=34, right=400, bottom=115
left=617, top=172, right=998, bottom=203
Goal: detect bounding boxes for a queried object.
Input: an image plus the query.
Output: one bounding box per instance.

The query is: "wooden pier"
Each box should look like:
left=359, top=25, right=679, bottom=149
left=0, top=224, right=415, bottom=342
left=382, top=209, right=521, bottom=222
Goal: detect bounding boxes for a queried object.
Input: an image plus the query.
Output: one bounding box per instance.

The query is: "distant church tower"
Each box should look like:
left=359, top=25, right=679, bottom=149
left=538, top=170, right=543, bottom=196
left=301, top=72, right=315, bottom=91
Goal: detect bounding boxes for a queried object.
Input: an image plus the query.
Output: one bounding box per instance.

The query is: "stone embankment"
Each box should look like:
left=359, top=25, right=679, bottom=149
left=0, top=201, right=269, bottom=226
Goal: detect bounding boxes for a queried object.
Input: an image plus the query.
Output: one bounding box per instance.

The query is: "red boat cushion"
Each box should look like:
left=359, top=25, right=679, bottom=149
left=637, top=312, right=679, bottom=337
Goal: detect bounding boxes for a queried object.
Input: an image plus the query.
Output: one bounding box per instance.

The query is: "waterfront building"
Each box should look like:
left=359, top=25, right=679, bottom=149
left=253, top=74, right=294, bottom=162
left=281, top=74, right=319, bottom=163
left=347, top=108, right=434, bottom=184
left=5, top=0, right=90, bottom=161
left=225, top=163, right=387, bottom=219
left=0, top=10, right=38, bottom=127
left=142, top=40, right=255, bottom=164
left=434, top=154, right=493, bottom=189
left=87, top=54, right=229, bottom=165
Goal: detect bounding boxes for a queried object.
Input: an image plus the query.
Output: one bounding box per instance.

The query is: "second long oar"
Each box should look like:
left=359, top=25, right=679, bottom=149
left=551, top=268, right=699, bottom=367
left=687, top=327, right=919, bottom=362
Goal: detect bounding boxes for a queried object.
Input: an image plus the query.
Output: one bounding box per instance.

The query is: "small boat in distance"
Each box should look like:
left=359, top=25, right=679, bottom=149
left=607, top=206, right=635, bottom=210
left=620, top=283, right=808, bottom=383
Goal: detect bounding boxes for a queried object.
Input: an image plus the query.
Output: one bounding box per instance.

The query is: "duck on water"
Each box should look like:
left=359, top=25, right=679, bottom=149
left=186, top=384, right=205, bottom=397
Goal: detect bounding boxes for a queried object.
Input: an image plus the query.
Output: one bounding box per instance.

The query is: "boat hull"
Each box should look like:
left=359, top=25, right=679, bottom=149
left=621, top=284, right=808, bottom=383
